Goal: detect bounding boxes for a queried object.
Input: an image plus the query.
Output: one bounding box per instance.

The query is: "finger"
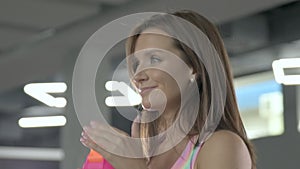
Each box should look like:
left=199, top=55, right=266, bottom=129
left=80, top=131, right=106, bottom=151
left=80, top=131, right=95, bottom=148
left=81, top=130, right=117, bottom=151
left=90, top=121, right=130, bottom=136
left=83, top=125, right=108, bottom=141
left=81, top=130, right=105, bottom=147
left=88, top=121, right=118, bottom=138
left=80, top=134, right=115, bottom=161
left=84, top=122, right=130, bottom=140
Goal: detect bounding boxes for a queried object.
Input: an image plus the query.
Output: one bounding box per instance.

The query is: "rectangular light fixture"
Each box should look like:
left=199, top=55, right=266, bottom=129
left=0, top=146, right=64, bottom=161
left=18, top=116, right=67, bottom=128
left=272, top=58, right=300, bottom=85
left=24, top=82, right=67, bottom=108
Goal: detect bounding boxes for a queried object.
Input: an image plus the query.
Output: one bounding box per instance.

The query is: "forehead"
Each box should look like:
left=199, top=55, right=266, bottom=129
left=134, top=28, right=176, bottom=52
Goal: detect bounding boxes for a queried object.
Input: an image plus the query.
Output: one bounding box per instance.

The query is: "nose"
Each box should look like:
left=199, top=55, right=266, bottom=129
left=132, top=70, right=148, bottom=86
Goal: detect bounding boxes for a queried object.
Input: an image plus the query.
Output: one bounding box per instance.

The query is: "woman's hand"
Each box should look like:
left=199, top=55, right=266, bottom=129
left=80, top=120, right=147, bottom=169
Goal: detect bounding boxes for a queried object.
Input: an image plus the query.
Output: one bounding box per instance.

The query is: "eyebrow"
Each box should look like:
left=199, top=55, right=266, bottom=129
left=132, top=48, right=165, bottom=58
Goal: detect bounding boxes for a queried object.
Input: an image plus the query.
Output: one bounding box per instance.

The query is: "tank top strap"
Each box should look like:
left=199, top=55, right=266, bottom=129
left=171, top=135, right=203, bottom=169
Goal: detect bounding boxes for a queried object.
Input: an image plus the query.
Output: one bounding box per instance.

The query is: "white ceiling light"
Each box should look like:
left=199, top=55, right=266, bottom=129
left=0, top=146, right=64, bottom=161
left=272, top=58, right=300, bottom=85
left=18, top=116, right=67, bottom=128
left=105, top=81, right=141, bottom=107
left=24, top=82, right=67, bottom=108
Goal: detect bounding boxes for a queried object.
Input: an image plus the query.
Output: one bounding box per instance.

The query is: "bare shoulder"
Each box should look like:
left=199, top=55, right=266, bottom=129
left=195, top=130, right=252, bottom=169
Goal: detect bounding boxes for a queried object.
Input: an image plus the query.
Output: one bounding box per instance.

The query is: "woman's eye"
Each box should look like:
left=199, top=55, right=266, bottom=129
left=150, top=55, right=161, bottom=64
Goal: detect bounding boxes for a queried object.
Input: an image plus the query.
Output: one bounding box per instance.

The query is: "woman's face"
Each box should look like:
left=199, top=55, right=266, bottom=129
left=128, top=28, right=192, bottom=112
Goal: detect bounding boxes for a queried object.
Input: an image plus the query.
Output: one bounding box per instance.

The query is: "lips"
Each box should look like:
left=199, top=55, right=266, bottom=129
left=139, top=86, right=157, bottom=96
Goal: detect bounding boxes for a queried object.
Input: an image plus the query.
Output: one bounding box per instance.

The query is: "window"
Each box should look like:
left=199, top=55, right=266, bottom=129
left=234, top=71, right=284, bottom=139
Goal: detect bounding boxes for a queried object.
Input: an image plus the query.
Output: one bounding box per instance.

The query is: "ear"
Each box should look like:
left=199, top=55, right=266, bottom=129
left=189, top=68, right=196, bottom=79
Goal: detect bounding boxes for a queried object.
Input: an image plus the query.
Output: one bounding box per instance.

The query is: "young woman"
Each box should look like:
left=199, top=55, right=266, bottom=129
left=80, top=10, right=256, bottom=169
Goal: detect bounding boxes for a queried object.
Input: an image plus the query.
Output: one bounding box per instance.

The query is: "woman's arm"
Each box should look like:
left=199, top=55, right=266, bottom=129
left=195, top=130, right=252, bottom=169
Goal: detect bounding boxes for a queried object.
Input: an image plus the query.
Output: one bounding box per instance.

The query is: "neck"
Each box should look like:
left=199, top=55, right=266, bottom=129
left=157, top=104, right=180, bottom=132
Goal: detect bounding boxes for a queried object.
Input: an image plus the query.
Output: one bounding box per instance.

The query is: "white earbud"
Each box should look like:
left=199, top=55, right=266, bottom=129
left=190, top=74, right=196, bottom=82
left=190, top=70, right=196, bottom=83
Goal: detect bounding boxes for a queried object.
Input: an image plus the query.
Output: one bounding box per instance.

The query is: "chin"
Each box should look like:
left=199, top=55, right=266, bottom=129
left=141, top=99, right=151, bottom=110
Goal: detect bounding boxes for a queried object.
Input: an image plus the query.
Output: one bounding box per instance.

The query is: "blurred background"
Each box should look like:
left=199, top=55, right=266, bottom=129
left=0, top=0, right=300, bottom=168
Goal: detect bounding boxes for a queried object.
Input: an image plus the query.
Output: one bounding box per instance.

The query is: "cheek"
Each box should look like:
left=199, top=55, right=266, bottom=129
left=150, top=70, right=181, bottom=96
left=162, top=75, right=181, bottom=97
left=149, top=70, right=167, bottom=83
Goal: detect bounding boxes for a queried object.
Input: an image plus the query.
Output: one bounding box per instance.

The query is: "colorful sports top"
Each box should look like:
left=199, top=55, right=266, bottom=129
left=171, top=136, right=203, bottom=169
left=82, top=136, right=203, bottom=169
